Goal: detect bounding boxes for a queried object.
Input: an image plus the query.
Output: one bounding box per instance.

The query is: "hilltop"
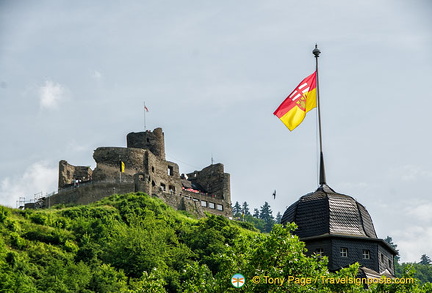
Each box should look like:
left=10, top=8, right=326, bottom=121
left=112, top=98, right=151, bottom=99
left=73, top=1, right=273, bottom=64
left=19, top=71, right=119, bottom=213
left=0, top=193, right=430, bottom=292
left=1, top=192, right=259, bottom=292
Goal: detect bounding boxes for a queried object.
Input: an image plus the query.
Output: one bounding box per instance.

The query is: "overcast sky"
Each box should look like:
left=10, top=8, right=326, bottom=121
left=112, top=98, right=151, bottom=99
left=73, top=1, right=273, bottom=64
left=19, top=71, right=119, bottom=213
left=1, top=0, right=431, bottom=263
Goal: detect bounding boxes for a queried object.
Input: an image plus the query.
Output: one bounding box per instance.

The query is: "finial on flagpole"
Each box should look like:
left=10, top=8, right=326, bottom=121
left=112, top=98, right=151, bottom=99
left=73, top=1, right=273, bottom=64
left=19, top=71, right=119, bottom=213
left=313, top=44, right=321, bottom=58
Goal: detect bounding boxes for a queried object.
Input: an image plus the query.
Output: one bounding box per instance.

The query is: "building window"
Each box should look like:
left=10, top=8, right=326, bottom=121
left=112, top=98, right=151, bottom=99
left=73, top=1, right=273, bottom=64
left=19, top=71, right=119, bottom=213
left=201, top=201, right=207, bottom=207
left=168, top=166, right=174, bottom=176
left=362, top=250, right=370, bottom=259
left=340, top=247, right=348, bottom=257
left=169, top=185, right=175, bottom=194
left=388, top=259, right=392, bottom=268
left=315, top=248, right=324, bottom=256
left=208, top=202, right=215, bottom=209
left=381, top=253, right=384, bottom=263
left=216, top=204, right=223, bottom=211
left=151, top=166, right=155, bottom=173
left=160, top=183, right=166, bottom=191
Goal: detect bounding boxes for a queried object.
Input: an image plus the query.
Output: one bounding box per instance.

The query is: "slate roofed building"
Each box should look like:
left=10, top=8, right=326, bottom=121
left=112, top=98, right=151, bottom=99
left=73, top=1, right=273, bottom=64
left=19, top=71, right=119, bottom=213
left=281, top=184, right=397, bottom=277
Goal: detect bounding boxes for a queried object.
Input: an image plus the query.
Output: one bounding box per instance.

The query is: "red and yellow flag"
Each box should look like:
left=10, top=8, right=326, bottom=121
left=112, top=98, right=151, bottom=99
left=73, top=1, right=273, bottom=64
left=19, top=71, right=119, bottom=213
left=273, top=71, right=317, bottom=131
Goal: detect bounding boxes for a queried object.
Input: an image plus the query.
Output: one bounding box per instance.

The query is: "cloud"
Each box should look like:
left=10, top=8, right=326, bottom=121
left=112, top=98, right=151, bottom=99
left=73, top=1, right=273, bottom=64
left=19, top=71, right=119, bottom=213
left=389, top=200, right=432, bottom=262
left=38, top=80, right=68, bottom=110
left=0, top=161, right=58, bottom=208
left=389, top=165, right=432, bottom=182
left=393, top=225, right=432, bottom=263
left=405, top=201, right=432, bottom=223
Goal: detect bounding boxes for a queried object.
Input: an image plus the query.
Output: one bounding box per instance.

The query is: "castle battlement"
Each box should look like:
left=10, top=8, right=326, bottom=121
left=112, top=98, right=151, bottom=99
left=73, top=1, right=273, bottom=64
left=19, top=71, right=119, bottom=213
left=40, top=128, right=232, bottom=217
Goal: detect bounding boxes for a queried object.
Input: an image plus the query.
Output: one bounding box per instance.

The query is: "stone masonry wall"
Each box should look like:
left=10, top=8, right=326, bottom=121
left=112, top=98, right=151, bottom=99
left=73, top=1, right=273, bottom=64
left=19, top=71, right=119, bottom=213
left=92, top=147, right=146, bottom=182
left=46, top=182, right=135, bottom=207
left=186, top=163, right=230, bottom=200
left=143, top=149, right=181, bottom=196
left=58, top=160, right=92, bottom=189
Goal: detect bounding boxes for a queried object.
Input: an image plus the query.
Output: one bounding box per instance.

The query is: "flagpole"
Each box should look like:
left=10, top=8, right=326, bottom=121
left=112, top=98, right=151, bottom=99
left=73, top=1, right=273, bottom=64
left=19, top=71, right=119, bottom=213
left=143, top=101, right=147, bottom=131
left=119, top=156, right=122, bottom=183
left=313, top=44, right=326, bottom=186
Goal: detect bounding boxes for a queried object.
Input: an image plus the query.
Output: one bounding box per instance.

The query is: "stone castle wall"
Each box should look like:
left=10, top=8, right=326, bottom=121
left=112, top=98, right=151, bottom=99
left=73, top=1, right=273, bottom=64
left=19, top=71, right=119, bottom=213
left=58, top=160, right=92, bottom=188
left=187, top=163, right=230, bottom=200
left=46, top=181, right=135, bottom=206
left=44, top=179, right=229, bottom=218
left=92, top=147, right=146, bottom=182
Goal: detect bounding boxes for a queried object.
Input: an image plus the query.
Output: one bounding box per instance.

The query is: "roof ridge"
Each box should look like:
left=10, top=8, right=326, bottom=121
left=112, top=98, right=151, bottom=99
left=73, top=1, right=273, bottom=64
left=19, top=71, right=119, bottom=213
left=316, top=184, right=336, bottom=193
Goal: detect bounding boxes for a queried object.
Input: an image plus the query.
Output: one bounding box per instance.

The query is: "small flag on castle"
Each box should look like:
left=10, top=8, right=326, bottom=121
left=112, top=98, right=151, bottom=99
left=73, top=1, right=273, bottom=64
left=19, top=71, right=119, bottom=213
left=144, top=102, right=149, bottom=131
left=273, top=71, right=317, bottom=131
left=120, top=161, right=125, bottom=173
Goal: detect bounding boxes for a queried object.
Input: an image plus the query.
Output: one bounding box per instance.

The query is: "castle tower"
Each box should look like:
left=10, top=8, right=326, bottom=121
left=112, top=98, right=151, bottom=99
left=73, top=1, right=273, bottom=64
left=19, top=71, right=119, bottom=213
left=186, top=163, right=231, bottom=201
left=281, top=184, right=397, bottom=277
left=126, top=127, right=165, bottom=160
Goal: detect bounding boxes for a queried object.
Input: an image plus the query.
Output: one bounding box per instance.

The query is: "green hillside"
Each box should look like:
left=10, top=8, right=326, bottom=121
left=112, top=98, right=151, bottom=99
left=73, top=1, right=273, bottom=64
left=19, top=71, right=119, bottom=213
left=0, top=192, right=430, bottom=292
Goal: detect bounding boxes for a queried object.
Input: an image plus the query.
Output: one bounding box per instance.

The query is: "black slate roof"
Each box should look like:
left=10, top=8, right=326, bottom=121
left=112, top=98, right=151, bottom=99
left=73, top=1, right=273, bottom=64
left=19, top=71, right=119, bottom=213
left=281, top=184, right=377, bottom=239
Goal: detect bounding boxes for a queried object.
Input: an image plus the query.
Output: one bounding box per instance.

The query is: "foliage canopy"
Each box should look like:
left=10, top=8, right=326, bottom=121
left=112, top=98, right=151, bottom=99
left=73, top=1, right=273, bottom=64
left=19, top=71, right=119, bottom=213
left=0, top=194, right=430, bottom=292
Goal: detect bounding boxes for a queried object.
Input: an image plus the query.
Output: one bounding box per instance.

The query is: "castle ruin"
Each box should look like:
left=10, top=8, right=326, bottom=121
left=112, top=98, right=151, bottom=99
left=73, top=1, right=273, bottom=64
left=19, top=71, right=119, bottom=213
left=43, top=128, right=232, bottom=217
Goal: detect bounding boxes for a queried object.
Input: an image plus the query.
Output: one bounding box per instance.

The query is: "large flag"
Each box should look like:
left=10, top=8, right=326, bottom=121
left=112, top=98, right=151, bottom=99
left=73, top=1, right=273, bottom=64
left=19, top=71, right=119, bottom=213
left=273, top=71, right=317, bottom=131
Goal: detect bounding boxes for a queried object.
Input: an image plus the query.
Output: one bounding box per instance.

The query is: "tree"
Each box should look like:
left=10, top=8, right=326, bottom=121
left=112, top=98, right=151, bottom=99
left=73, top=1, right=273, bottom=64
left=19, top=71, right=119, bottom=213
left=238, top=224, right=363, bottom=292
left=420, top=254, right=431, bottom=265
left=275, top=211, right=282, bottom=224
left=243, top=214, right=265, bottom=232
left=259, top=202, right=275, bottom=233
left=253, top=208, right=259, bottom=218
left=370, top=263, right=432, bottom=292
left=232, top=201, right=241, bottom=216
left=241, top=202, right=250, bottom=216
left=259, top=202, right=273, bottom=220
left=396, top=262, right=432, bottom=284
left=384, top=236, right=400, bottom=262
